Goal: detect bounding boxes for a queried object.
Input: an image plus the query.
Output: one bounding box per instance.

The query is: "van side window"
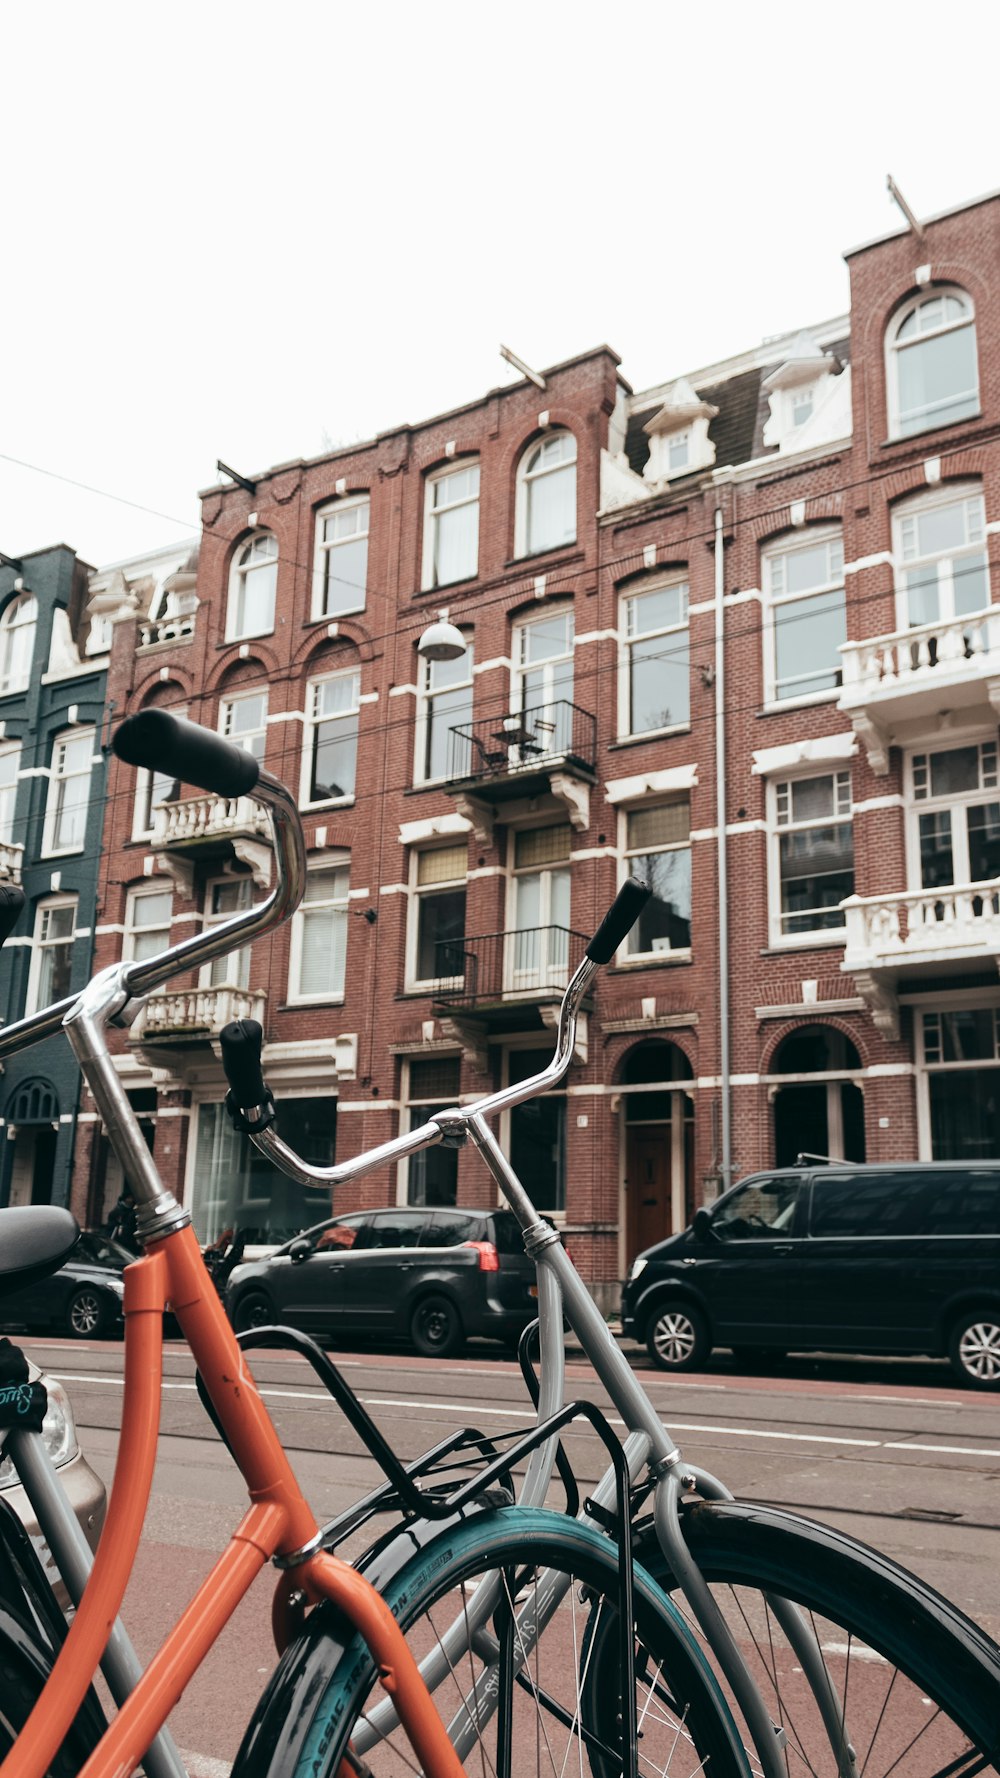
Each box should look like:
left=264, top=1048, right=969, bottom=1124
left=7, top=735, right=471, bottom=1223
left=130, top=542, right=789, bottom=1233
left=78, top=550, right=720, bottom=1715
left=915, top=1171, right=1000, bottom=1237
left=713, top=1176, right=802, bottom=1241
left=808, top=1173, right=922, bottom=1238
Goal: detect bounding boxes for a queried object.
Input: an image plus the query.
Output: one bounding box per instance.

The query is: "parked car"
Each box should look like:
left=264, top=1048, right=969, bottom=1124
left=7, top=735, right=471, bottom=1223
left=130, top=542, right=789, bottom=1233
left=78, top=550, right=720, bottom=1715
left=0, top=1363, right=107, bottom=1608
left=622, top=1162, right=1000, bottom=1389
left=225, top=1206, right=539, bottom=1357
left=0, top=1230, right=131, bottom=1339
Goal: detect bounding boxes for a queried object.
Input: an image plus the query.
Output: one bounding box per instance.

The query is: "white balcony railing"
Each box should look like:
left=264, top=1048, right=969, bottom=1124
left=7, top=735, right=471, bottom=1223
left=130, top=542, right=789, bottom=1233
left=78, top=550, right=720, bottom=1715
left=151, top=794, right=269, bottom=848
left=840, top=606, right=1000, bottom=703
left=138, top=986, right=267, bottom=1040
left=0, top=841, right=24, bottom=884
left=843, top=880, right=1000, bottom=969
left=138, top=614, right=196, bottom=649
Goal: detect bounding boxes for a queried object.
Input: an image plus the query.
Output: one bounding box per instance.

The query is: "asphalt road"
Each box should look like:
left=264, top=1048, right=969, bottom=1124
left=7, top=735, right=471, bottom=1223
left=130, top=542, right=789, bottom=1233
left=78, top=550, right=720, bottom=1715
left=19, top=1331, right=1000, bottom=1771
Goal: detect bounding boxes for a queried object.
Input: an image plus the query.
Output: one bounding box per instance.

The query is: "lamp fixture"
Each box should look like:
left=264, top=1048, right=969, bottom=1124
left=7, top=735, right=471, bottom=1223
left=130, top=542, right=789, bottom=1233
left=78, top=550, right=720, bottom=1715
left=417, top=612, right=466, bottom=662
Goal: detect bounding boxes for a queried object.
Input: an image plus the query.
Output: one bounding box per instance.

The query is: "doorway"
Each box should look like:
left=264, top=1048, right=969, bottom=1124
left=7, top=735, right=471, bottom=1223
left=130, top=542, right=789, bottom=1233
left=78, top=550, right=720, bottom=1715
left=621, top=1041, right=694, bottom=1265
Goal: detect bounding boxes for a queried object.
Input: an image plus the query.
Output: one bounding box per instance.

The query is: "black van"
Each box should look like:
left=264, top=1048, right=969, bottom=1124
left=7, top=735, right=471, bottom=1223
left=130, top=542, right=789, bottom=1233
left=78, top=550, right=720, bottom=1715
left=621, top=1163, right=1000, bottom=1388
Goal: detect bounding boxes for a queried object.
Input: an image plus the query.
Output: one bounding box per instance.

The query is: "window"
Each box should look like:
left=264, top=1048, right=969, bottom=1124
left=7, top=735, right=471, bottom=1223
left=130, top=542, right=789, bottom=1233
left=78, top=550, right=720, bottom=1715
left=190, top=1097, right=334, bottom=1246
left=621, top=580, right=689, bottom=736
left=791, top=385, right=815, bottom=428
left=513, top=608, right=574, bottom=754
left=204, top=877, right=254, bottom=989
left=516, top=431, right=577, bottom=557
left=507, top=1047, right=565, bottom=1214
left=888, top=288, right=979, bottom=439
left=411, top=844, right=467, bottom=985
left=314, top=496, right=369, bottom=618
left=921, top=1009, right=1000, bottom=1160
left=713, top=1175, right=802, bottom=1242
left=26, top=897, right=77, bottom=1016
left=124, top=886, right=173, bottom=964
left=772, top=770, right=853, bottom=941
left=0, top=743, right=20, bottom=845
left=0, top=595, right=36, bottom=696
left=303, top=670, right=360, bottom=804
left=132, top=702, right=186, bottom=839
left=763, top=529, right=846, bottom=703
left=416, top=637, right=474, bottom=783
left=289, top=859, right=350, bottom=1001
left=668, top=430, right=690, bottom=472
left=509, top=824, right=572, bottom=988
left=423, top=463, right=479, bottom=588
left=623, top=800, right=691, bottom=955
left=403, top=1057, right=461, bottom=1206
left=220, top=689, right=268, bottom=761
left=227, top=531, right=278, bottom=640
left=911, top=741, right=1000, bottom=891
left=43, top=729, right=93, bottom=855
left=893, top=487, right=989, bottom=630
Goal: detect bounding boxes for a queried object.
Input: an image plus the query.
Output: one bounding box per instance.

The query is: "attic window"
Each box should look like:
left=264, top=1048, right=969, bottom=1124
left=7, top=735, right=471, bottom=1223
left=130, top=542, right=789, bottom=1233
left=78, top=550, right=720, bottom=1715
left=668, top=430, right=690, bottom=470
left=791, top=386, right=814, bottom=428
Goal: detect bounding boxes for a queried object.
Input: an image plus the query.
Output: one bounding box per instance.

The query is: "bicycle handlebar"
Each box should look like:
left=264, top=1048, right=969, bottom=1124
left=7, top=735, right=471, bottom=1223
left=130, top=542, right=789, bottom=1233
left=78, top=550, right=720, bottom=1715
left=586, top=877, right=651, bottom=964
left=220, top=1019, right=267, bottom=1107
left=112, top=709, right=260, bottom=800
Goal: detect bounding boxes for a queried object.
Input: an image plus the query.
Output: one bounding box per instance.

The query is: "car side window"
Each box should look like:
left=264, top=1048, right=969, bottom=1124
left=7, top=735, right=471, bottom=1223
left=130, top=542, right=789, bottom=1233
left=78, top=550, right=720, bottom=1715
left=315, top=1216, right=366, bottom=1252
left=910, top=1171, right=1000, bottom=1237
left=808, top=1172, right=921, bottom=1238
left=713, top=1177, right=802, bottom=1242
left=421, top=1213, right=484, bottom=1248
left=365, top=1212, right=426, bottom=1249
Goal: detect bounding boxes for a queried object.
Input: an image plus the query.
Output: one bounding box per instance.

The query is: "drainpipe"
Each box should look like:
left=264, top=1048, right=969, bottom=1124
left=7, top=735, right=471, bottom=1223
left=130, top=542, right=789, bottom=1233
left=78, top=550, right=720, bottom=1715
left=714, top=504, right=732, bottom=1195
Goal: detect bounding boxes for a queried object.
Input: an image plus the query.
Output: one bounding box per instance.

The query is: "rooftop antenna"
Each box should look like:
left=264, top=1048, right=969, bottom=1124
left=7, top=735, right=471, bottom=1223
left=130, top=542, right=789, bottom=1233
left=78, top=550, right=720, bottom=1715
left=499, top=344, right=546, bottom=391
left=886, top=174, right=924, bottom=240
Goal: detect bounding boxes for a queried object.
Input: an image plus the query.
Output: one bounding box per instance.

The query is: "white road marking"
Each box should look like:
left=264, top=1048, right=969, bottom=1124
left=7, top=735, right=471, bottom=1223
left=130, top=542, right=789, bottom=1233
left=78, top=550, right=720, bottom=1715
left=178, top=1750, right=231, bottom=1778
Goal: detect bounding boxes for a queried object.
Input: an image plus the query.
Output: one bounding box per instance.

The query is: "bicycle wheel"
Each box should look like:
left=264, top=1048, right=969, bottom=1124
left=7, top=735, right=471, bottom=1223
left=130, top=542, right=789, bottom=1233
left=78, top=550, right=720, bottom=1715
left=241, top=1508, right=749, bottom=1778
left=640, top=1499, right=1000, bottom=1777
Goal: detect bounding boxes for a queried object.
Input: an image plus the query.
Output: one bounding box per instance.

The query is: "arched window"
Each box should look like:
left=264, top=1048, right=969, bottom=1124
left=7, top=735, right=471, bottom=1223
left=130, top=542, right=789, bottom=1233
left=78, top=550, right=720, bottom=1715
left=516, top=431, right=576, bottom=557
left=887, top=288, right=979, bottom=439
left=226, top=531, right=278, bottom=641
left=769, top=1025, right=865, bottom=1167
left=0, top=594, right=37, bottom=695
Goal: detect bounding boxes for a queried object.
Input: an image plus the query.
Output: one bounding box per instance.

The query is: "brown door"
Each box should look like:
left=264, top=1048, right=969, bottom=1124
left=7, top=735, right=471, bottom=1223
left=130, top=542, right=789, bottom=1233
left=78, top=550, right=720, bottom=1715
left=626, top=1127, right=672, bottom=1261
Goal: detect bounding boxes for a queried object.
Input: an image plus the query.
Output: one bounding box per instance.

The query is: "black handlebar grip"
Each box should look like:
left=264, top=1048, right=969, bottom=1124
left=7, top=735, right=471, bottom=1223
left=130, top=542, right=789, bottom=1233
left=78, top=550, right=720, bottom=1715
left=220, top=1019, right=267, bottom=1106
left=586, top=877, right=653, bottom=965
left=0, top=884, right=25, bottom=949
left=112, top=711, right=260, bottom=800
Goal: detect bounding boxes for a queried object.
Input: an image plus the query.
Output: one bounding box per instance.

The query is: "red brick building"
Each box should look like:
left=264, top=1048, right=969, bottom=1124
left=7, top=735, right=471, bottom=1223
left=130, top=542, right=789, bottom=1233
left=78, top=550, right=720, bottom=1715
left=74, top=189, right=1000, bottom=1308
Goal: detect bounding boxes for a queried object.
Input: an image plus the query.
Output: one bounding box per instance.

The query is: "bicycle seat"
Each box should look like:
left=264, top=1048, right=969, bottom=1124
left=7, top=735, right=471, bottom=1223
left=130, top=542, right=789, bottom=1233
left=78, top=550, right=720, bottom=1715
left=0, top=1205, right=80, bottom=1289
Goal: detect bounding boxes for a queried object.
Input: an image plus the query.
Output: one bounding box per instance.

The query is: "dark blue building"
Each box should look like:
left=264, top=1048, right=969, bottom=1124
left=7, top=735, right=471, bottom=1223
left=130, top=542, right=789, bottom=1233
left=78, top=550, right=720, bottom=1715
left=0, top=545, right=109, bottom=1211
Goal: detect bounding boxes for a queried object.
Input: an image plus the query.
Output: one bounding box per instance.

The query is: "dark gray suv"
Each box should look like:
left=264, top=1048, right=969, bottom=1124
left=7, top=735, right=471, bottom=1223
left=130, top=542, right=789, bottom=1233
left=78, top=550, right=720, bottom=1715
left=224, top=1206, right=538, bottom=1358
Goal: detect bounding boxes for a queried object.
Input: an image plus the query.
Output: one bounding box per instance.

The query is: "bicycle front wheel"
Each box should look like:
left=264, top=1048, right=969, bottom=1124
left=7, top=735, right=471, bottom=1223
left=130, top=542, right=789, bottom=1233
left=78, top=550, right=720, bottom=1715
left=643, top=1499, right=1000, bottom=1777
left=268, top=1508, right=750, bottom=1778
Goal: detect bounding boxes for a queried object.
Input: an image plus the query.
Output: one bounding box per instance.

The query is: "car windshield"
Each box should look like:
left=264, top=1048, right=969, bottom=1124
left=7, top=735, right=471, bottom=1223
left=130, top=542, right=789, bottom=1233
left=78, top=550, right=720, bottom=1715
left=77, top=1232, right=134, bottom=1269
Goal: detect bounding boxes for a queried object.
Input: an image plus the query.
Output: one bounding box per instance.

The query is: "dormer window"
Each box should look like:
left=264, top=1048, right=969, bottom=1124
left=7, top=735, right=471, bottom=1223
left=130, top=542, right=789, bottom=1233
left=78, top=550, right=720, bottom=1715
left=762, top=333, right=842, bottom=453
left=668, top=430, right=691, bottom=472
left=0, top=594, right=37, bottom=696
left=791, top=385, right=815, bottom=428
left=642, top=380, right=717, bottom=485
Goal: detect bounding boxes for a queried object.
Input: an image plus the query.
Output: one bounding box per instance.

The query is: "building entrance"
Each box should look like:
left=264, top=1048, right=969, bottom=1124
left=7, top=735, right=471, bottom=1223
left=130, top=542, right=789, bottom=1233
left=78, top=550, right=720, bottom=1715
left=621, top=1040, right=694, bottom=1265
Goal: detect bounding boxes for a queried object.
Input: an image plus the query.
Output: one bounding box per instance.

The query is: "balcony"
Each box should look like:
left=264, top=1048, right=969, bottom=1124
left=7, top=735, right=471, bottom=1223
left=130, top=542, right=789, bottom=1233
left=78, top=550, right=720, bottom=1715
left=0, top=842, right=24, bottom=884
left=152, top=794, right=269, bottom=850
left=135, top=986, right=267, bottom=1044
left=138, top=612, right=196, bottom=650
left=842, top=882, right=1000, bottom=1039
left=445, top=701, right=596, bottom=839
left=839, top=607, right=1000, bottom=773
left=431, top=926, right=588, bottom=1029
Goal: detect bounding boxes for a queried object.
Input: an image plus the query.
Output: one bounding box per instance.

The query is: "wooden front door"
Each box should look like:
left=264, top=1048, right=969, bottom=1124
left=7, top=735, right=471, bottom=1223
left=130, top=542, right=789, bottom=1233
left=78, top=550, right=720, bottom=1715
left=626, top=1127, right=672, bottom=1261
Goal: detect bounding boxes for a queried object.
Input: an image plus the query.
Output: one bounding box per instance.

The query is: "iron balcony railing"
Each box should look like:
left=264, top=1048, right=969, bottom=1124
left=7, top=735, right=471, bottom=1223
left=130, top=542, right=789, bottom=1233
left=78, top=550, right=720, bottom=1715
left=446, top=700, right=596, bottom=784
left=432, top=926, right=589, bottom=1005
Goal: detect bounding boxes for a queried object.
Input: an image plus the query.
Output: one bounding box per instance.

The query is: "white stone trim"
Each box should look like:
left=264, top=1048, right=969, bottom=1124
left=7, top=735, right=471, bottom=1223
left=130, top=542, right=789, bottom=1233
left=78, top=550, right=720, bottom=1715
left=605, top=764, right=698, bottom=804
left=752, top=732, right=856, bottom=776
left=398, top=812, right=472, bottom=846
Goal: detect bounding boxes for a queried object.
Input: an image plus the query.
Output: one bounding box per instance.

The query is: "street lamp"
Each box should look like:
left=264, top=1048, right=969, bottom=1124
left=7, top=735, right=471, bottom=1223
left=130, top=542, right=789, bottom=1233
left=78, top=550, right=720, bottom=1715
left=416, top=613, right=466, bottom=662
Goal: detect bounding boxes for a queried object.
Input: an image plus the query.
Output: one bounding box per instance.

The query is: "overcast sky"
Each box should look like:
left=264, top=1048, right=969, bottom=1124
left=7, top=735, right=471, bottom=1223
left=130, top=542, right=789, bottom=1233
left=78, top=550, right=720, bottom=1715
left=2, top=1, right=997, bottom=570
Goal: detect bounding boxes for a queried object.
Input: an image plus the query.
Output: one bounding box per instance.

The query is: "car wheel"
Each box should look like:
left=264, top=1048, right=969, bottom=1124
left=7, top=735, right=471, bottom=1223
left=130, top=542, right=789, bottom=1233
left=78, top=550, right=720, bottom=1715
left=948, top=1309, right=1000, bottom=1388
left=645, top=1301, right=710, bottom=1372
left=66, top=1287, right=110, bottom=1340
left=232, top=1291, right=274, bottom=1335
left=410, top=1294, right=464, bottom=1359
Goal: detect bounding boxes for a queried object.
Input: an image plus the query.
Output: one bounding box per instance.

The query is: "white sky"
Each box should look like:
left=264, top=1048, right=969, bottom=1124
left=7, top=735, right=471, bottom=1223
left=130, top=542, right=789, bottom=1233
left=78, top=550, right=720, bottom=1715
left=2, top=0, right=997, bottom=569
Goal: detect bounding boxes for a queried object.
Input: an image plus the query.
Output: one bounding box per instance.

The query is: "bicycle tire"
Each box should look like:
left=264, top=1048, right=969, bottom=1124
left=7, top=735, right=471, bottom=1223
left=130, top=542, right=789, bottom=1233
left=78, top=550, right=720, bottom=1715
left=639, top=1499, right=1000, bottom=1776
left=236, top=1507, right=750, bottom=1778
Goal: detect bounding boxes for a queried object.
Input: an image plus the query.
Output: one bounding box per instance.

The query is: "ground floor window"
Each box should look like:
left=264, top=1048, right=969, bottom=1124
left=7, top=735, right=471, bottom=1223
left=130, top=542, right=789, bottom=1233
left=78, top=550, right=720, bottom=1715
left=190, top=1096, right=336, bottom=1244
left=507, top=1048, right=565, bottom=1214
left=768, top=1027, right=865, bottom=1168
left=404, top=1056, right=461, bottom=1206
left=921, top=1006, right=1000, bottom=1160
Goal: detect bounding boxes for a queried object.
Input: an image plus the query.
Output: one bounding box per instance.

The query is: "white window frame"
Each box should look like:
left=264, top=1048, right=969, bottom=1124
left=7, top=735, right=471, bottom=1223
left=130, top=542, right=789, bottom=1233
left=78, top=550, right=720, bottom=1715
left=668, top=429, right=691, bottom=472
left=762, top=526, right=846, bottom=707
left=124, top=884, right=174, bottom=965
left=414, top=636, right=474, bottom=785
left=500, top=1041, right=567, bottom=1220
left=886, top=286, right=979, bottom=441
left=25, top=894, right=78, bottom=1017
left=506, top=824, right=572, bottom=990
left=0, top=594, right=37, bottom=697
left=906, top=735, right=1000, bottom=891
left=406, top=844, right=468, bottom=991
left=0, top=741, right=21, bottom=846
left=620, top=798, right=693, bottom=960
left=287, top=854, right=350, bottom=1004
left=511, top=605, right=574, bottom=754
left=891, top=483, right=990, bottom=632
left=767, top=768, right=853, bottom=948
left=42, top=727, right=94, bottom=856
left=132, top=703, right=187, bottom=840
left=312, top=495, right=369, bottom=620
left=226, top=530, right=278, bottom=641
left=915, top=993, right=1000, bottom=1158
left=619, top=577, right=690, bottom=740
left=200, top=875, right=254, bottom=989
left=219, top=688, right=269, bottom=762
left=300, top=668, right=361, bottom=808
left=514, top=430, right=577, bottom=558
left=397, top=1054, right=464, bottom=1206
left=422, top=462, right=480, bottom=590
